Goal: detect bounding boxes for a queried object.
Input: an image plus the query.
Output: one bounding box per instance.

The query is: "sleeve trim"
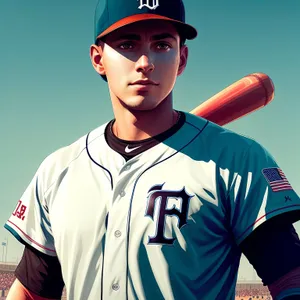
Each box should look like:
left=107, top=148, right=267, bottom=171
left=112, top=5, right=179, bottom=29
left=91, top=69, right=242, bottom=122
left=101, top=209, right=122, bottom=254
left=5, top=221, right=56, bottom=254
left=4, top=223, right=23, bottom=243
left=236, top=204, right=300, bottom=244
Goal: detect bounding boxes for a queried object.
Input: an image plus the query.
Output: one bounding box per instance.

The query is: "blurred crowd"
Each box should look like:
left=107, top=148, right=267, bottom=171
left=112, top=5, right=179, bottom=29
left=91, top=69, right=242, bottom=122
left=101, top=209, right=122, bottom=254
left=0, top=272, right=15, bottom=290
left=235, top=286, right=271, bottom=299
left=0, top=270, right=270, bottom=299
left=236, top=297, right=271, bottom=300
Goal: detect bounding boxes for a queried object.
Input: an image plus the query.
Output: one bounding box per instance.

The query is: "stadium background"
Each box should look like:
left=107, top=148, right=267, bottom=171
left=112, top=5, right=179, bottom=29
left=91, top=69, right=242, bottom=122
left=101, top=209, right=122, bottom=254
left=0, top=239, right=272, bottom=299
left=0, top=261, right=271, bottom=300
left=0, top=262, right=271, bottom=300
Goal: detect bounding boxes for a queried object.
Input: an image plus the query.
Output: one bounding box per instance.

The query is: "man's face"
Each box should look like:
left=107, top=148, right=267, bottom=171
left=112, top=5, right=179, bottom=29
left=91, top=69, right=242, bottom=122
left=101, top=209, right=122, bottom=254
left=90, top=19, right=188, bottom=111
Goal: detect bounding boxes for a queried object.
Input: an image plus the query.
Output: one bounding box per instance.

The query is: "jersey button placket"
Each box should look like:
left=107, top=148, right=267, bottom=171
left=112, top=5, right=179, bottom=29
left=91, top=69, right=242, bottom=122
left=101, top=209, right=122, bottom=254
left=103, top=180, right=131, bottom=299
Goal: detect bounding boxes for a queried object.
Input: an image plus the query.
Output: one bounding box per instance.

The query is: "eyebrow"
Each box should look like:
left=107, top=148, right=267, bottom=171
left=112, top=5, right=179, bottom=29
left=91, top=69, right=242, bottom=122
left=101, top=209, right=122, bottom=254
left=114, top=33, right=177, bottom=42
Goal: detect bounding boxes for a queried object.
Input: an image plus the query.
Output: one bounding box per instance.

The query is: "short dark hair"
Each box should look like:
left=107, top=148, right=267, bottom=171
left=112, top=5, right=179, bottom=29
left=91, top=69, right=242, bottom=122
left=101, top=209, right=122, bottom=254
left=180, top=37, right=186, bottom=47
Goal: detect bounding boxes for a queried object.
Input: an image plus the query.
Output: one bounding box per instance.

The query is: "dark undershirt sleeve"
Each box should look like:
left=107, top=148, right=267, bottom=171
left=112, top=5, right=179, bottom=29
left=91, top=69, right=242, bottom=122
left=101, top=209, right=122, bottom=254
left=15, top=244, right=64, bottom=299
left=240, top=212, right=300, bottom=286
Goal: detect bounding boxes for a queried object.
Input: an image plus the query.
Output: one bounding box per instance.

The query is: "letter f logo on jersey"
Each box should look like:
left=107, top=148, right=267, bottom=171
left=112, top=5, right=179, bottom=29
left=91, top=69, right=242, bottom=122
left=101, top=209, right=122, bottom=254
left=145, top=183, right=193, bottom=245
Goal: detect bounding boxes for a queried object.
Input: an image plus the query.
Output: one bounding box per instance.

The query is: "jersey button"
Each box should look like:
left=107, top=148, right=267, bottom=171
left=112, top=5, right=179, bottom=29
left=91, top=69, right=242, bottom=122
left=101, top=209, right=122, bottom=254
left=120, top=190, right=126, bottom=197
left=114, top=230, right=122, bottom=238
left=112, top=283, right=119, bottom=291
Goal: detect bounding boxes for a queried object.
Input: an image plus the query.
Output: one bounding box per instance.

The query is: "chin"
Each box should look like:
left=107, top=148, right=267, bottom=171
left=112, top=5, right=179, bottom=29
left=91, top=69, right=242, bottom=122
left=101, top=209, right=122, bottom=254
left=121, top=95, right=161, bottom=111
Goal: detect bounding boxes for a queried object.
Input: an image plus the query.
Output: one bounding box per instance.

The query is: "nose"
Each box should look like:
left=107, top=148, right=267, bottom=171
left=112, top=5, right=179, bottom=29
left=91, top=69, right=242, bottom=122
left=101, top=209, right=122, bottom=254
left=135, top=55, right=155, bottom=74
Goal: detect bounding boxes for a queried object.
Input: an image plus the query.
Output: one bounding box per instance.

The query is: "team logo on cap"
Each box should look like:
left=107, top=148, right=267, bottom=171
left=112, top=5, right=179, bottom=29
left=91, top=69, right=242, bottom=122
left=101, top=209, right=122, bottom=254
left=138, top=0, right=159, bottom=10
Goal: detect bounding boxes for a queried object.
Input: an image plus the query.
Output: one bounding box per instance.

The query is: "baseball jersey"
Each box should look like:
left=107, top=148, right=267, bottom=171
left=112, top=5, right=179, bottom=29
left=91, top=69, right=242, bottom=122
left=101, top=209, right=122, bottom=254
left=5, top=112, right=300, bottom=300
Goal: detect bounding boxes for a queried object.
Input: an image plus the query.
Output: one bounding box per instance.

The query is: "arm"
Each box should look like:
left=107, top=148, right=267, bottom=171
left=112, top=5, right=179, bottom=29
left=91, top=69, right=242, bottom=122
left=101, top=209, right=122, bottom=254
left=268, top=266, right=300, bottom=300
left=6, top=278, right=59, bottom=300
left=4, top=153, right=64, bottom=299
left=240, top=214, right=300, bottom=300
left=6, top=245, right=65, bottom=300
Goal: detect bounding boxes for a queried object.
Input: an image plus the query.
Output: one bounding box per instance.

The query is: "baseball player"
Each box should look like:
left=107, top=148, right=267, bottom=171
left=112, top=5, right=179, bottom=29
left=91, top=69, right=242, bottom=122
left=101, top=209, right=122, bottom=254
left=4, top=0, right=300, bottom=299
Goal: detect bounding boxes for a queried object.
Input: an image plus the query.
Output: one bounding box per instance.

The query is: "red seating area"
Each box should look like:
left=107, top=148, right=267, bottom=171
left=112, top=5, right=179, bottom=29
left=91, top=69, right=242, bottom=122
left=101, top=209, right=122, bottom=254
left=235, top=285, right=271, bottom=299
left=0, top=271, right=67, bottom=299
left=0, top=270, right=270, bottom=299
left=0, top=272, right=15, bottom=290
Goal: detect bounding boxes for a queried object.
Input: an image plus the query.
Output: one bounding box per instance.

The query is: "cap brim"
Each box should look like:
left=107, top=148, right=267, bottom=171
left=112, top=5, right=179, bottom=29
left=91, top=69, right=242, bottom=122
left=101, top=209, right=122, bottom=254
left=96, top=13, right=197, bottom=42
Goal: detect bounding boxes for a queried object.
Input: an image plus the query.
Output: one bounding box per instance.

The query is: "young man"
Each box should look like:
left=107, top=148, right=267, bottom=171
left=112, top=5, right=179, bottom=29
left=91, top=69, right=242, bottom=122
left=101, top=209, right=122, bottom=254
left=5, top=0, right=300, bottom=299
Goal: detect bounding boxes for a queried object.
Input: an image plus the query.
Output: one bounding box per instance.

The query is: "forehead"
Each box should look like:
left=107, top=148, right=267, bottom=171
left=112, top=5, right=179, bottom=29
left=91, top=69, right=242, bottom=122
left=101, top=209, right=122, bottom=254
left=105, top=19, right=179, bottom=40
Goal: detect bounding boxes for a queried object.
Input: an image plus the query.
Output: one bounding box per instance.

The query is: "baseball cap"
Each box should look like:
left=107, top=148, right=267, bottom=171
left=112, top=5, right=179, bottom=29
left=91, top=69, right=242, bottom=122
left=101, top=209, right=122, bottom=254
left=94, top=0, right=198, bottom=43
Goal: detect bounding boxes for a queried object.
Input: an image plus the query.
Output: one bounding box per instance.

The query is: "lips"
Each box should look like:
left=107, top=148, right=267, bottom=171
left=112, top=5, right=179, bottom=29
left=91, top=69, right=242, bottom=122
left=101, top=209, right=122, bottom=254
left=130, top=80, right=159, bottom=86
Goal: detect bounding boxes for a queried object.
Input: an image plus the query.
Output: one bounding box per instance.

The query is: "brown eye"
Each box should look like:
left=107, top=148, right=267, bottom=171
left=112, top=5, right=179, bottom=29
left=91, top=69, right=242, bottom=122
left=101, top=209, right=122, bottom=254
left=119, top=42, right=134, bottom=50
left=156, top=42, right=171, bottom=50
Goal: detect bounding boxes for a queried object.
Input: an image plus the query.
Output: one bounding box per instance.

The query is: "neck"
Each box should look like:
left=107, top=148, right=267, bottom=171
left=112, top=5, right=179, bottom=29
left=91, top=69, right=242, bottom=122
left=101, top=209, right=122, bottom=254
left=110, top=93, right=177, bottom=141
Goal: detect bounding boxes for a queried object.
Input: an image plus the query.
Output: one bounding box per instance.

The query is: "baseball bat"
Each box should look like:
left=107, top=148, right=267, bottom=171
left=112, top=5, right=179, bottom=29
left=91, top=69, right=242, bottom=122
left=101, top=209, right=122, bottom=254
left=190, top=73, right=275, bottom=126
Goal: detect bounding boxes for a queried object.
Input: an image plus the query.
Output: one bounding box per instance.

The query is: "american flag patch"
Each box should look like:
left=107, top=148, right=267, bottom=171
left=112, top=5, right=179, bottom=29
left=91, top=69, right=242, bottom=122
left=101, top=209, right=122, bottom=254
left=262, top=168, right=293, bottom=192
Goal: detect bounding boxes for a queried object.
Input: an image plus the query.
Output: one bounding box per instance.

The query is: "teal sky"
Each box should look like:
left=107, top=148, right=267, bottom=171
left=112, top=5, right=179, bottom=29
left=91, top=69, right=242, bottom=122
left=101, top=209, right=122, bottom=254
left=0, top=0, right=299, bottom=282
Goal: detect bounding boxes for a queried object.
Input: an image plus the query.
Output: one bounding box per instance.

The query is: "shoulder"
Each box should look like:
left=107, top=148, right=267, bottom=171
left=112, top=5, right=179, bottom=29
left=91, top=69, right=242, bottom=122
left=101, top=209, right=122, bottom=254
left=185, top=112, right=252, bottom=144
left=35, top=123, right=109, bottom=190
left=42, top=123, right=107, bottom=169
left=184, top=112, right=257, bottom=151
left=183, top=112, right=273, bottom=165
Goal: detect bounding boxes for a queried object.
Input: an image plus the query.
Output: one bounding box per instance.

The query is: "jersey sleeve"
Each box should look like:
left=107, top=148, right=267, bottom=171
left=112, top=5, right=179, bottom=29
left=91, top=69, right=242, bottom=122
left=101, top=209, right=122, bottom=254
left=226, top=140, right=300, bottom=245
left=4, top=160, right=57, bottom=256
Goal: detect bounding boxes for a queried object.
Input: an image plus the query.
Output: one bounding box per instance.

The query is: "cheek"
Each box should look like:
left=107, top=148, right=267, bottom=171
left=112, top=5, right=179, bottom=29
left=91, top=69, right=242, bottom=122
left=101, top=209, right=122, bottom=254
left=103, top=49, right=131, bottom=79
left=156, top=52, right=180, bottom=77
left=156, top=53, right=180, bottom=84
left=105, top=59, right=132, bottom=95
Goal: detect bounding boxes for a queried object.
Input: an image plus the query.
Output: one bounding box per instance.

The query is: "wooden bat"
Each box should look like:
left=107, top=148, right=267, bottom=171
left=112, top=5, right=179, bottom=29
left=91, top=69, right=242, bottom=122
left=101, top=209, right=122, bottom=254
left=190, top=73, right=275, bottom=126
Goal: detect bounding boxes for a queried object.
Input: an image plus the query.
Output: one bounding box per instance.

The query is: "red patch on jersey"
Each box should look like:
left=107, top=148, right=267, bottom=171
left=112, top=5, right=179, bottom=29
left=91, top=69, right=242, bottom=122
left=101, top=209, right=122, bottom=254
left=12, top=200, right=27, bottom=220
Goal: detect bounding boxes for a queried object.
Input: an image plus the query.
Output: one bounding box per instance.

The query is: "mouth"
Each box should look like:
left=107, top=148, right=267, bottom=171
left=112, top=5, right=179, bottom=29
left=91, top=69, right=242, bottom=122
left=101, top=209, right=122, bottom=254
left=129, top=79, right=159, bottom=86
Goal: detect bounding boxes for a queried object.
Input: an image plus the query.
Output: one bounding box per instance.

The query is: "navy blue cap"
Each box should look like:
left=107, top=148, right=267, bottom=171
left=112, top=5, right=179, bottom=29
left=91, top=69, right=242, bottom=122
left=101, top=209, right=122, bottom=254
left=94, top=0, right=197, bottom=43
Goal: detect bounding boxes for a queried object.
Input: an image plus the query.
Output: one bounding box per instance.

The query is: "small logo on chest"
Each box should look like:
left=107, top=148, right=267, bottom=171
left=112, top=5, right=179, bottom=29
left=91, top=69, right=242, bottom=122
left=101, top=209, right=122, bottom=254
left=145, top=183, right=193, bottom=245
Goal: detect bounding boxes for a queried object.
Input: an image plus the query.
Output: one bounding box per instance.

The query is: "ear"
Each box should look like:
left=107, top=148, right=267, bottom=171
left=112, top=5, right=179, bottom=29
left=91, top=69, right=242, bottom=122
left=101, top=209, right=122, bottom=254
left=90, top=43, right=106, bottom=76
left=177, top=45, right=188, bottom=76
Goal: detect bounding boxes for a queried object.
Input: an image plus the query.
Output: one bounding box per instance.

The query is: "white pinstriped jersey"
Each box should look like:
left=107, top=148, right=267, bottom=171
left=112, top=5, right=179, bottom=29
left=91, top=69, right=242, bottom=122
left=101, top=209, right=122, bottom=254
left=5, top=112, right=300, bottom=300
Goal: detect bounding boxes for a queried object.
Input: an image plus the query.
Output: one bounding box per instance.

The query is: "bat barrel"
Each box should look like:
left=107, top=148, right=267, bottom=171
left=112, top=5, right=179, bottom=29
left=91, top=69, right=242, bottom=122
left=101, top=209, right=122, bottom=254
left=191, top=73, right=275, bottom=126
